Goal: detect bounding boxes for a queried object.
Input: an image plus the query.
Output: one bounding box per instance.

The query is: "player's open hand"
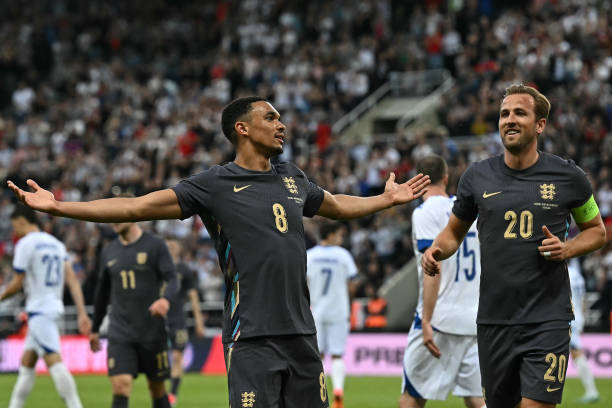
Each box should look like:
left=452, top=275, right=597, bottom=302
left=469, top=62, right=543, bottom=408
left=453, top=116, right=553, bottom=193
left=421, top=246, right=442, bottom=276
left=7, top=179, right=59, bottom=214
left=89, top=333, right=101, bottom=352
left=384, top=172, right=430, bottom=206
left=78, top=313, right=92, bottom=336
left=422, top=321, right=441, bottom=359
left=149, top=297, right=170, bottom=317
left=538, top=225, right=567, bottom=261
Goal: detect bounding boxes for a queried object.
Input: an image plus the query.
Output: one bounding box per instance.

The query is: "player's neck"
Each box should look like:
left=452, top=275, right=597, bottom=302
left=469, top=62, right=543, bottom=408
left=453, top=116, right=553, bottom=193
left=18, top=224, right=39, bottom=237
left=423, top=184, right=448, bottom=200
left=234, top=151, right=272, bottom=172
left=504, top=147, right=539, bottom=170
left=118, top=225, right=143, bottom=245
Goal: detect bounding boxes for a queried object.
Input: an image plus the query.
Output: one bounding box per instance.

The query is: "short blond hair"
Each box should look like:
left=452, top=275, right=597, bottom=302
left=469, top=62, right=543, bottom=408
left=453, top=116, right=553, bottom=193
left=503, top=84, right=551, bottom=121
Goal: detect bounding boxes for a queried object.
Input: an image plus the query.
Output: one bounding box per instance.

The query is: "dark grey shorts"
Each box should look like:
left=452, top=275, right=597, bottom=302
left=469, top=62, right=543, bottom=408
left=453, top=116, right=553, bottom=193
left=107, top=339, right=170, bottom=382
left=224, top=334, right=329, bottom=408
left=477, top=321, right=571, bottom=408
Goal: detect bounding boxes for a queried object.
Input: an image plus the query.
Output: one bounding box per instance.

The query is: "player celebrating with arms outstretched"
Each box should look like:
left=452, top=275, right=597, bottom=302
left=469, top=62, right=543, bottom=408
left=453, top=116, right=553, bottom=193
left=8, top=96, right=429, bottom=407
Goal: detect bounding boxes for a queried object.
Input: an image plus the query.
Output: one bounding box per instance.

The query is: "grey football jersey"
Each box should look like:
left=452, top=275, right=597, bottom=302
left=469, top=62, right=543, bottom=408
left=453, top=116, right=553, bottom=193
left=172, top=162, right=325, bottom=344
left=453, top=153, right=593, bottom=324
left=93, top=232, right=175, bottom=342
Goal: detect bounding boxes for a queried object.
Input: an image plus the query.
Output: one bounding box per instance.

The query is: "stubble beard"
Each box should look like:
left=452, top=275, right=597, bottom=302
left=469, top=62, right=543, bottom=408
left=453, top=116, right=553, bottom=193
left=502, top=130, right=537, bottom=155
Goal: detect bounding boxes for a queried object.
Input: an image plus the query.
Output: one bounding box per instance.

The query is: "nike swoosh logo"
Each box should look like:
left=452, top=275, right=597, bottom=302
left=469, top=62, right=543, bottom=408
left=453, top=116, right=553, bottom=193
left=483, top=191, right=502, bottom=199
left=546, top=385, right=561, bottom=392
left=107, top=259, right=117, bottom=267
left=233, top=185, right=251, bottom=193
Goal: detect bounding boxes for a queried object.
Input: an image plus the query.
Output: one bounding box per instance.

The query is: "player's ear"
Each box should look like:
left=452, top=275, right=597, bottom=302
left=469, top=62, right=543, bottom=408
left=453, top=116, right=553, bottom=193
left=536, top=117, right=546, bottom=135
left=235, top=121, right=248, bottom=137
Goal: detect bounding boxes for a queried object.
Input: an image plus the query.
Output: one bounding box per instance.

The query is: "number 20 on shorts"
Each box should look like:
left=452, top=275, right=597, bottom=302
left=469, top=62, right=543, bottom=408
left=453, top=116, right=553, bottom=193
left=544, top=352, right=567, bottom=383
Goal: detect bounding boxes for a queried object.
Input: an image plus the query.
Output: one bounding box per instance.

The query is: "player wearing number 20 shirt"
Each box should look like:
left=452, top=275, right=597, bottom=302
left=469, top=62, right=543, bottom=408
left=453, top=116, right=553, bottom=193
left=453, top=151, right=599, bottom=406
left=422, top=86, right=605, bottom=408
left=454, top=152, right=592, bottom=325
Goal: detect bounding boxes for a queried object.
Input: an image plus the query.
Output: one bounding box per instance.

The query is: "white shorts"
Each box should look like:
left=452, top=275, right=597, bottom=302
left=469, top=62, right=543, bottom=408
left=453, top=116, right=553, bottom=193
left=570, top=311, right=584, bottom=350
left=24, top=313, right=61, bottom=356
left=402, top=327, right=482, bottom=400
left=314, top=318, right=350, bottom=356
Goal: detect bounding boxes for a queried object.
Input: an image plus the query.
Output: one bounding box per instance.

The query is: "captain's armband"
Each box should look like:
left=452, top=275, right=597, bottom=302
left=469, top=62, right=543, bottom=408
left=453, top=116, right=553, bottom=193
left=571, top=195, right=599, bottom=224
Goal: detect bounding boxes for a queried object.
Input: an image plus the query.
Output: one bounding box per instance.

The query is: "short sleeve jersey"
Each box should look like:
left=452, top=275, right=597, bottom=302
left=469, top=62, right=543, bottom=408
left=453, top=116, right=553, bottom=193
left=172, top=162, right=325, bottom=344
left=453, top=153, right=593, bottom=324
left=306, top=245, right=358, bottom=323
left=13, top=231, right=68, bottom=315
left=167, top=262, right=198, bottom=330
left=412, top=195, right=480, bottom=335
left=97, top=232, right=175, bottom=342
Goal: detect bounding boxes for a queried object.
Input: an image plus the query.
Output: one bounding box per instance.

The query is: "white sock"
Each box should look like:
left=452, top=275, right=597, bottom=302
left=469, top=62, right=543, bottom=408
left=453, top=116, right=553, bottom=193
left=331, top=358, right=345, bottom=396
left=574, top=354, right=598, bottom=396
left=49, top=362, right=83, bottom=408
left=9, top=365, right=36, bottom=408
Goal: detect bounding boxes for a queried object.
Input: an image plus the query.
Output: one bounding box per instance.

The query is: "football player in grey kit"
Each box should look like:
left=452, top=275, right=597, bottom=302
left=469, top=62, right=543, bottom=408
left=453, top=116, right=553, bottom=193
left=8, top=96, right=430, bottom=408
left=422, top=84, right=606, bottom=408
left=90, top=219, right=178, bottom=408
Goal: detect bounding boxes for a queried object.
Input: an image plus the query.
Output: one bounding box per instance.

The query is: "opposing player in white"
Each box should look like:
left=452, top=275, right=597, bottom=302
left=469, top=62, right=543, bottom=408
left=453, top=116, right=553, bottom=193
left=568, top=257, right=599, bottom=403
left=307, top=221, right=357, bottom=408
left=0, top=205, right=91, bottom=408
left=401, top=156, right=485, bottom=408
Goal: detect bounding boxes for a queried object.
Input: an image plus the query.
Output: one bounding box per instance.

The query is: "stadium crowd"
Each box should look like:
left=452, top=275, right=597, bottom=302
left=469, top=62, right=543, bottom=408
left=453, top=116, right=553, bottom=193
left=0, top=0, right=611, bottom=331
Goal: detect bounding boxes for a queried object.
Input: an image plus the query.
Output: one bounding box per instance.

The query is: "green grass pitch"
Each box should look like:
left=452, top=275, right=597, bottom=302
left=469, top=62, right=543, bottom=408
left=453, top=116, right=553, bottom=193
left=0, top=374, right=609, bottom=407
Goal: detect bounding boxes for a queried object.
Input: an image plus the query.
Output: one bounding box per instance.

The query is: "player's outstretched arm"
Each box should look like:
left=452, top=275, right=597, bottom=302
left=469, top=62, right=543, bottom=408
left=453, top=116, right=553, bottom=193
left=422, top=214, right=472, bottom=276
left=317, top=172, right=430, bottom=220
left=64, top=261, right=92, bottom=335
left=7, top=179, right=183, bottom=222
left=0, top=272, right=24, bottom=301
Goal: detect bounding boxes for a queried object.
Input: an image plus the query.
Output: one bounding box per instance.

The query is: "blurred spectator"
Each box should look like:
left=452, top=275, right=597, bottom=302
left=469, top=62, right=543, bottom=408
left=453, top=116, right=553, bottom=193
left=363, top=283, right=388, bottom=330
